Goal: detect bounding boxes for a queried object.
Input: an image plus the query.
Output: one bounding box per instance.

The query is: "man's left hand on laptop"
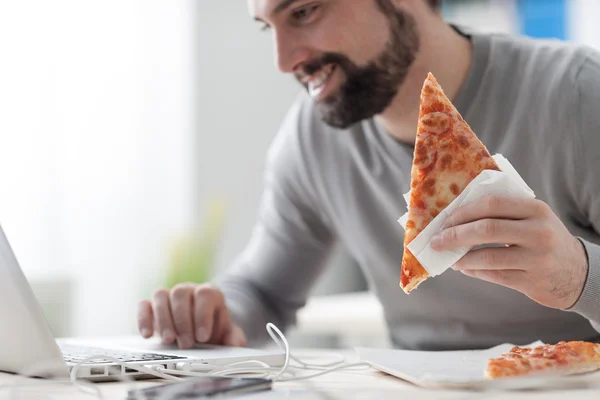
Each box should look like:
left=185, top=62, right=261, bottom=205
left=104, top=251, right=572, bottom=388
left=137, top=283, right=247, bottom=349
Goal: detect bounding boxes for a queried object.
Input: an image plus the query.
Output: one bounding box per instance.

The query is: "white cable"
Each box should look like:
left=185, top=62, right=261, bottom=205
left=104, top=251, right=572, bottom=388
left=290, top=352, right=346, bottom=369
left=0, top=359, right=103, bottom=399
left=2, top=321, right=374, bottom=399
left=9, top=320, right=600, bottom=398
left=275, top=362, right=372, bottom=382
left=147, top=323, right=367, bottom=384
left=176, top=359, right=273, bottom=373
left=69, top=355, right=183, bottom=383
left=265, top=322, right=292, bottom=381
left=0, top=354, right=184, bottom=400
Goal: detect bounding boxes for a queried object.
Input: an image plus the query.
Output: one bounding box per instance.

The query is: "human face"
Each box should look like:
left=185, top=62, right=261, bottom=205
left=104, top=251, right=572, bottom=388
left=250, top=0, right=420, bottom=128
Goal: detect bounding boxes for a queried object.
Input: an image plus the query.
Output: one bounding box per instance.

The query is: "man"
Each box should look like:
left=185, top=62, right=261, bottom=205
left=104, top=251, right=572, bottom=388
left=137, top=0, right=600, bottom=351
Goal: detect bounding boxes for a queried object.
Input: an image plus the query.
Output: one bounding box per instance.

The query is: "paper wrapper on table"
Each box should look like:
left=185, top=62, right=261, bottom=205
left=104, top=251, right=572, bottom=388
left=398, top=154, right=535, bottom=277
left=356, top=341, right=600, bottom=390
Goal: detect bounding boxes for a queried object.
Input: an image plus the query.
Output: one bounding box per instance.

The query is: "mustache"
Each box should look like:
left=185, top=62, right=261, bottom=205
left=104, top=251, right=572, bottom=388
left=296, top=52, right=355, bottom=80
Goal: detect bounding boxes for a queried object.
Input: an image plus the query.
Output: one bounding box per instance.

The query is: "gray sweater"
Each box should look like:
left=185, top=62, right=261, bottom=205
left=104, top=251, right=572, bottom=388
left=215, top=27, right=600, bottom=350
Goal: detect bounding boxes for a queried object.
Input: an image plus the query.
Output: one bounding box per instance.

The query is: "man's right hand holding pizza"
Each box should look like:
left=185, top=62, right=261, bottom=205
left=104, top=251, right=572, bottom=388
left=430, top=194, right=589, bottom=311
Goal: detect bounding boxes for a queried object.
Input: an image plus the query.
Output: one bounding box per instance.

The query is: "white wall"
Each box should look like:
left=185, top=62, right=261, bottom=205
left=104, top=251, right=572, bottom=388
left=193, top=2, right=300, bottom=275
left=195, top=3, right=369, bottom=297
left=569, top=0, right=600, bottom=49
left=442, top=0, right=518, bottom=34
left=443, top=0, right=600, bottom=49
left=0, top=0, right=362, bottom=339
left=0, top=0, right=197, bottom=336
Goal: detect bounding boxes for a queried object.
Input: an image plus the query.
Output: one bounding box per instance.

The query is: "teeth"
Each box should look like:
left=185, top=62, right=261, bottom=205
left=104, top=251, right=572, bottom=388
left=308, top=65, right=334, bottom=99
left=313, top=70, right=328, bottom=86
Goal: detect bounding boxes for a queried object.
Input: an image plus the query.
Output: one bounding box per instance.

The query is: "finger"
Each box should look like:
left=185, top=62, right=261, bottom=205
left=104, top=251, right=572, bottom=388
left=224, top=324, right=247, bottom=348
left=137, top=300, right=154, bottom=338
left=152, top=288, right=176, bottom=345
left=209, top=306, right=247, bottom=347
left=460, top=268, right=527, bottom=291
left=193, top=286, right=222, bottom=343
left=169, top=284, right=196, bottom=349
left=443, top=196, right=540, bottom=229
left=209, top=307, right=228, bottom=344
left=453, top=247, right=528, bottom=271
left=431, top=219, right=535, bottom=251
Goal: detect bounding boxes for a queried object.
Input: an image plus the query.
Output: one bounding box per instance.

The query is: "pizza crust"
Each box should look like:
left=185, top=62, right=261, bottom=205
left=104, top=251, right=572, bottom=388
left=400, top=72, right=499, bottom=293
left=401, top=270, right=426, bottom=293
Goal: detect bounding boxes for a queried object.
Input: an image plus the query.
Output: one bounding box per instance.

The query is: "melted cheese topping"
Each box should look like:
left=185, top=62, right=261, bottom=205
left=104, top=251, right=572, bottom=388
left=400, top=72, right=500, bottom=293
left=486, top=341, right=600, bottom=379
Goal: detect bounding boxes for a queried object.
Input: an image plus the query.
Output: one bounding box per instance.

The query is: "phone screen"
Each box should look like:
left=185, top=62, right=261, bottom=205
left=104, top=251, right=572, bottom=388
left=127, top=377, right=272, bottom=399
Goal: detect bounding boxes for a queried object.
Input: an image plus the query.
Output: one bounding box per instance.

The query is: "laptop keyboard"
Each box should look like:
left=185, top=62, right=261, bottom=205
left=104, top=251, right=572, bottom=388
left=60, top=344, right=189, bottom=364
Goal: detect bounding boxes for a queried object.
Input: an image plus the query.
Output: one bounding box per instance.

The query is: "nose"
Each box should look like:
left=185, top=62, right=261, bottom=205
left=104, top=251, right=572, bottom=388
left=273, top=28, right=312, bottom=74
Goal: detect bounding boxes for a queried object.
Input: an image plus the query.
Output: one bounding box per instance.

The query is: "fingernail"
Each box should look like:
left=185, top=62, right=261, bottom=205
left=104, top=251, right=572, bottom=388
left=177, top=336, right=194, bottom=349
left=141, top=328, right=152, bottom=338
left=183, top=335, right=195, bottom=348
left=196, top=327, right=209, bottom=342
left=227, top=333, right=246, bottom=347
left=163, top=329, right=175, bottom=343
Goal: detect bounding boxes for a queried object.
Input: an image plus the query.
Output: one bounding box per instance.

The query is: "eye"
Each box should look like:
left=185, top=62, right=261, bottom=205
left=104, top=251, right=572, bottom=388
left=292, top=4, right=319, bottom=23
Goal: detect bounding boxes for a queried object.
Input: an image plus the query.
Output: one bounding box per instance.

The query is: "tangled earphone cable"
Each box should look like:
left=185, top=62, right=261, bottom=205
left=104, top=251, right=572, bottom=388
left=147, top=323, right=369, bottom=383
left=0, top=322, right=371, bottom=400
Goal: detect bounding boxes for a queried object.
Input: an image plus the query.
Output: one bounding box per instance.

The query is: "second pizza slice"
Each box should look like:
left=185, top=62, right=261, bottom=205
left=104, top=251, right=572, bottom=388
left=400, top=72, right=500, bottom=294
left=485, top=341, right=600, bottom=379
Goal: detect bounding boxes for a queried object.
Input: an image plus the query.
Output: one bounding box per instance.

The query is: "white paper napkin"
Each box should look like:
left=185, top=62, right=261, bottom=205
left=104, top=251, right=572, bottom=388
left=398, top=154, right=535, bottom=277
left=356, top=341, right=600, bottom=390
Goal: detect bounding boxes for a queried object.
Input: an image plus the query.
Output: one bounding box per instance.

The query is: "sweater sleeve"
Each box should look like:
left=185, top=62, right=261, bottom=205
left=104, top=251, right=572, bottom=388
left=213, top=98, right=336, bottom=346
left=565, top=52, right=600, bottom=332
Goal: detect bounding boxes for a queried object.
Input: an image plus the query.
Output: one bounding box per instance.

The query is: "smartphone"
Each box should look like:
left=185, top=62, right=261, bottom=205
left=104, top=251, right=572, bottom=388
left=126, top=377, right=272, bottom=399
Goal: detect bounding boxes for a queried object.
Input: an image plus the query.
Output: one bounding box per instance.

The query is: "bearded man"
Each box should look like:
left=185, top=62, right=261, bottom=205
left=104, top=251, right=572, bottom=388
left=137, top=0, right=600, bottom=351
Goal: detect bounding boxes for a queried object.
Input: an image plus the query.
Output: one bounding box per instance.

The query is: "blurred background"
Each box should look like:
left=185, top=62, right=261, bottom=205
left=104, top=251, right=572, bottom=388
left=0, top=0, right=597, bottom=347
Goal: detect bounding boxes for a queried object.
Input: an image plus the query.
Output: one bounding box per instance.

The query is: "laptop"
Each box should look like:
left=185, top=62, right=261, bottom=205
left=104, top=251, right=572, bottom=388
left=0, top=224, right=285, bottom=381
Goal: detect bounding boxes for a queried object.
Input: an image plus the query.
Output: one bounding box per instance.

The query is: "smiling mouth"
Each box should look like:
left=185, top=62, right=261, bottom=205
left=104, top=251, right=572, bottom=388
left=301, top=64, right=337, bottom=100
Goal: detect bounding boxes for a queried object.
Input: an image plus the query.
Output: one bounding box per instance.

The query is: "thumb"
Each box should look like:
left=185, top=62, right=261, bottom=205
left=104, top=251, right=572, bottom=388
left=223, top=324, right=247, bottom=347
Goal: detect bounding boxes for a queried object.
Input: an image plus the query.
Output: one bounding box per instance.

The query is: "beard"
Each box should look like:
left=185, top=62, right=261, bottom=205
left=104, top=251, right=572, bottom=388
left=296, top=1, right=420, bottom=129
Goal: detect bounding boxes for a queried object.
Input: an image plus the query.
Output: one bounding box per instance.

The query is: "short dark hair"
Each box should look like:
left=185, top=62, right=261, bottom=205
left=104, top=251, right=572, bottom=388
left=428, top=0, right=442, bottom=8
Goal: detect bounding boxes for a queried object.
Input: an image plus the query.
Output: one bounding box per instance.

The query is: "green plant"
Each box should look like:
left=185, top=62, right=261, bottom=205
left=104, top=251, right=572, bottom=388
left=164, top=197, right=227, bottom=288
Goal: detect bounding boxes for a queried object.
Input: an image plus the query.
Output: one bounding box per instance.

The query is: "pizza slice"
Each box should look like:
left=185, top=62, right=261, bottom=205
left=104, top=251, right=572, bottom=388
left=485, top=341, right=600, bottom=379
left=400, top=72, right=500, bottom=294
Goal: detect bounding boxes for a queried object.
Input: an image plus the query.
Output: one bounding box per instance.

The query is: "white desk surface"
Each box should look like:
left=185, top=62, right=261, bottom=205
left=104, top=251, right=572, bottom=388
left=1, top=349, right=600, bottom=400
